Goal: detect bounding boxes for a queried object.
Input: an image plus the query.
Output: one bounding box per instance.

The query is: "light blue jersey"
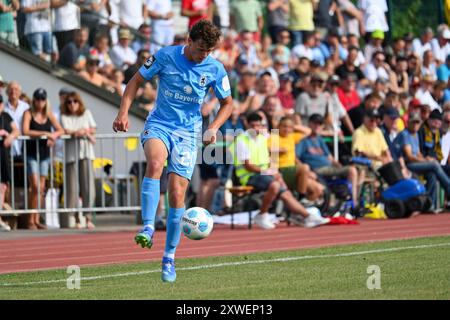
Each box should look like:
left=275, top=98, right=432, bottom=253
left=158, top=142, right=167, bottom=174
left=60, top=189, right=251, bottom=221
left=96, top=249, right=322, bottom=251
left=139, top=45, right=231, bottom=133
left=138, top=45, right=231, bottom=180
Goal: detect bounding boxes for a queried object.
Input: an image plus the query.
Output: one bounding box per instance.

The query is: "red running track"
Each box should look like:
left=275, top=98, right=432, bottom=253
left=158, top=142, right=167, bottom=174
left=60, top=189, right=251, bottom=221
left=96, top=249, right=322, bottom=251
left=0, top=214, right=450, bottom=274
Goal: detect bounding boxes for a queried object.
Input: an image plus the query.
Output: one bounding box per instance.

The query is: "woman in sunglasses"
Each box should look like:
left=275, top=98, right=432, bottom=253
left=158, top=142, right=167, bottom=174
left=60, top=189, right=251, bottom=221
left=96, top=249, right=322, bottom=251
left=60, top=92, right=97, bottom=229
left=22, top=88, right=64, bottom=230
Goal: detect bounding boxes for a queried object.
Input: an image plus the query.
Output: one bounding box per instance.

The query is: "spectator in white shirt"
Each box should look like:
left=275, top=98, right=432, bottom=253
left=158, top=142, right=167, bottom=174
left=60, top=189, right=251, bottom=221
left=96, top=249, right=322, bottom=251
left=92, top=32, right=114, bottom=77
left=51, top=0, right=80, bottom=52
left=146, top=0, right=175, bottom=51
left=237, top=30, right=261, bottom=73
left=4, top=81, right=30, bottom=158
left=415, top=75, right=442, bottom=112
left=213, top=0, right=230, bottom=32
left=431, top=25, right=450, bottom=65
left=364, top=50, right=390, bottom=84
left=421, top=50, right=437, bottom=81
left=21, top=0, right=56, bottom=62
left=291, top=31, right=315, bottom=63
left=118, top=0, right=147, bottom=30
left=412, top=27, right=434, bottom=59
left=363, top=29, right=384, bottom=62
left=440, top=109, right=450, bottom=165
left=357, top=0, right=389, bottom=33
left=110, top=28, right=137, bottom=70
left=108, top=0, right=120, bottom=45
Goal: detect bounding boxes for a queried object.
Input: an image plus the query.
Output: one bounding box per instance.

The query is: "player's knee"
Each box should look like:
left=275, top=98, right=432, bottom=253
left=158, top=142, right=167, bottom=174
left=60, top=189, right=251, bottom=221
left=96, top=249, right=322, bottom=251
left=146, top=160, right=164, bottom=177
left=168, top=188, right=186, bottom=207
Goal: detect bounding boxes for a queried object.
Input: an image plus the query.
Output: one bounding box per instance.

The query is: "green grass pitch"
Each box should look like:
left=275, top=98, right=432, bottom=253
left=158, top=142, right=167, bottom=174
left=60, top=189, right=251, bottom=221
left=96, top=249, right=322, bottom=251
left=1, top=235, right=449, bottom=300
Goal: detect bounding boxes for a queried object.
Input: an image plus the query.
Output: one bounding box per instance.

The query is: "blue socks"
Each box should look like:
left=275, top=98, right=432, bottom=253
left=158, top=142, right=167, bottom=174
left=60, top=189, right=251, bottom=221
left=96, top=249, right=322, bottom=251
left=164, top=207, right=185, bottom=259
left=141, top=177, right=184, bottom=260
left=141, top=177, right=160, bottom=230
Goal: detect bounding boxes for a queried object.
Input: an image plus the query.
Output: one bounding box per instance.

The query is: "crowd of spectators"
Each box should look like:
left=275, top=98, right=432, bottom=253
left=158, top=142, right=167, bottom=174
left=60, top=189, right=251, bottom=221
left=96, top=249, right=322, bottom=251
left=2, top=0, right=450, bottom=230
left=0, top=78, right=98, bottom=231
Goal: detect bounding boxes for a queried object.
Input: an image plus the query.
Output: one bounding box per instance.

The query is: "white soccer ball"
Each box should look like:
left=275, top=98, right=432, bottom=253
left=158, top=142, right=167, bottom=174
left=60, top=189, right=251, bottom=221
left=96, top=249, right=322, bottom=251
left=181, top=207, right=214, bottom=240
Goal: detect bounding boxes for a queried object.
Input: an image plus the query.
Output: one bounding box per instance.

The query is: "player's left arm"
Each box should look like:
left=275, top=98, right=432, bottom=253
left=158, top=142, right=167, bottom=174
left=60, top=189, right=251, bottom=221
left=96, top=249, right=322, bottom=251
left=204, top=67, right=233, bottom=145
left=204, top=95, right=233, bottom=146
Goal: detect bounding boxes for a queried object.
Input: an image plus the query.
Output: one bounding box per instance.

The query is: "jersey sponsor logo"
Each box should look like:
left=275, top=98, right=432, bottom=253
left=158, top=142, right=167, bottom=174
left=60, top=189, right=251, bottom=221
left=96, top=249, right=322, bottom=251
left=199, top=74, right=207, bottom=87
left=164, top=89, right=203, bottom=104
left=144, top=56, right=155, bottom=69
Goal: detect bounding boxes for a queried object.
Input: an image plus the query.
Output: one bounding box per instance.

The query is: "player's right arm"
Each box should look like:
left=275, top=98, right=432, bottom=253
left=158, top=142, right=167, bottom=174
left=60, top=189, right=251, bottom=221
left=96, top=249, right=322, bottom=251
left=113, top=72, right=145, bottom=132
left=113, top=51, right=164, bottom=132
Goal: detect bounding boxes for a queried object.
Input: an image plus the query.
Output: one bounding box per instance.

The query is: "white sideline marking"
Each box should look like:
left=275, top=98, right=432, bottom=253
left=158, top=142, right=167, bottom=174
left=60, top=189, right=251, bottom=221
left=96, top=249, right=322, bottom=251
left=1, top=242, right=449, bottom=287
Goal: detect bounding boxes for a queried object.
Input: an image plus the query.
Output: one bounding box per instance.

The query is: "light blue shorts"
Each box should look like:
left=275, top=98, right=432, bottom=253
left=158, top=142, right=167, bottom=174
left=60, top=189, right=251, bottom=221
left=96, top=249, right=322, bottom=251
left=27, top=157, right=51, bottom=177
left=140, top=124, right=198, bottom=180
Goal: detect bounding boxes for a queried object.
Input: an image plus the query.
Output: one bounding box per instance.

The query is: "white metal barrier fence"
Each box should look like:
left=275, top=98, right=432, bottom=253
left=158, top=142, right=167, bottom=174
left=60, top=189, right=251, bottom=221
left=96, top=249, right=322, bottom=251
left=0, top=133, right=145, bottom=221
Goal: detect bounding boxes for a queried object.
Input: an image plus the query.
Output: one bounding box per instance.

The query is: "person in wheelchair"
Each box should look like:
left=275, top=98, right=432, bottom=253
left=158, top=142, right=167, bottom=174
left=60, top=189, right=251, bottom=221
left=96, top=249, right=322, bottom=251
left=229, top=113, right=329, bottom=229
left=268, top=116, right=326, bottom=204
left=297, top=113, right=360, bottom=203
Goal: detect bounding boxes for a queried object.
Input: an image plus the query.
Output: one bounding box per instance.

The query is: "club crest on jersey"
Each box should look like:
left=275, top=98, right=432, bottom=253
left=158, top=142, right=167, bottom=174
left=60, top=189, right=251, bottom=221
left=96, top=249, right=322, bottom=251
left=144, top=56, right=155, bottom=69
left=199, top=74, right=207, bottom=87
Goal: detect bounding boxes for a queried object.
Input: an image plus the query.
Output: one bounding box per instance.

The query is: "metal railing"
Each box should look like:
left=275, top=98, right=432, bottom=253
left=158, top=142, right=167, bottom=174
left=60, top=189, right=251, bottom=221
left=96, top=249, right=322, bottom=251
left=0, top=133, right=145, bottom=219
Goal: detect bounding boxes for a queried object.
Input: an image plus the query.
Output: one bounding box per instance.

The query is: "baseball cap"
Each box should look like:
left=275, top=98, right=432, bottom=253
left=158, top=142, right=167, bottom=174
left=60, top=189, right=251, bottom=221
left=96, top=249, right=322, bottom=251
left=384, top=106, right=400, bottom=119
left=308, top=113, right=324, bottom=124
left=33, top=88, right=47, bottom=100
left=372, top=30, right=385, bottom=40
left=311, top=72, right=328, bottom=82
left=408, top=112, right=422, bottom=123
left=87, top=48, right=100, bottom=62
left=59, top=87, right=72, bottom=96
left=365, top=108, right=381, bottom=119
left=258, top=70, right=273, bottom=79
left=329, top=74, right=340, bottom=84
left=118, top=28, right=133, bottom=40
left=279, top=73, right=293, bottom=82
left=442, top=29, right=450, bottom=40
left=429, top=109, right=443, bottom=121
left=422, top=74, right=436, bottom=83
left=311, top=60, right=321, bottom=68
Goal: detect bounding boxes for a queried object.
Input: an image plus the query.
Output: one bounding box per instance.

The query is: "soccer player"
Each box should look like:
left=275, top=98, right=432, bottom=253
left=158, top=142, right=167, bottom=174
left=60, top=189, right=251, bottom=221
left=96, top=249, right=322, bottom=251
left=112, top=20, right=233, bottom=282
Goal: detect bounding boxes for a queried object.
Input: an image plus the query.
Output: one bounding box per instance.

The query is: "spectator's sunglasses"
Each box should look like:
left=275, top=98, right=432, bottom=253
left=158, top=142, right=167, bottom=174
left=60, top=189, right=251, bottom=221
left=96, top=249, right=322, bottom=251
left=67, top=99, right=79, bottom=105
left=87, top=60, right=100, bottom=66
left=311, top=80, right=325, bottom=86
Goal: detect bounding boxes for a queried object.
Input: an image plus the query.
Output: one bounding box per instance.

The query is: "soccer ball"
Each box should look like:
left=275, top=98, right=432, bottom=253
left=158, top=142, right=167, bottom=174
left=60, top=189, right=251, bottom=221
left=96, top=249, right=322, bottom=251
left=180, top=207, right=214, bottom=240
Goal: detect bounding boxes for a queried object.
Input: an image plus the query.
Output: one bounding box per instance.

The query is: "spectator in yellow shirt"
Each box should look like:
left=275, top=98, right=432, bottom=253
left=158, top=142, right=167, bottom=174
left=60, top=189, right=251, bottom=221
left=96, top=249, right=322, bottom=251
left=352, top=108, right=392, bottom=168
left=289, top=0, right=318, bottom=46
left=268, top=116, right=325, bottom=202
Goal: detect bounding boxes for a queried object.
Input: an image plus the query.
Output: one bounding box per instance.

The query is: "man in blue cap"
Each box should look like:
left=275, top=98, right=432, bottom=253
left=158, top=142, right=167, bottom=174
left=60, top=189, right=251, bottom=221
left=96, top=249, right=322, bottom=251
left=380, top=106, right=401, bottom=159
